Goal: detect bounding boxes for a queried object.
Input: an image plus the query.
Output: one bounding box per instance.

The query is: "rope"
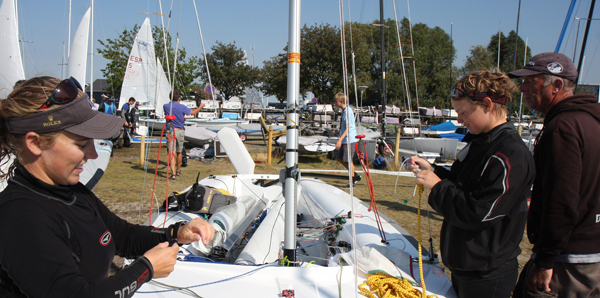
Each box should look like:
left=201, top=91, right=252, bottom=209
left=417, top=184, right=426, bottom=297
left=355, top=140, right=387, bottom=242
left=146, top=121, right=174, bottom=226
left=358, top=272, right=438, bottom=298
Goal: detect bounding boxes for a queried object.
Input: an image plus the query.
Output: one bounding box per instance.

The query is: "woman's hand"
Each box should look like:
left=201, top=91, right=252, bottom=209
left=415, top=169, right=441, bottom=190
left=407, top=156, right=432, bottom=173
left=176, top=218, right=215, bottom=245
left=143, top=242, right=179, bottom=278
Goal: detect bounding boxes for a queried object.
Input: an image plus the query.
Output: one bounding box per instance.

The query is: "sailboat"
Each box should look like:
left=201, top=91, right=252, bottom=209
left=118, top=17, right=173, bottom=132
left=0, top=0, right=24, bottom=190
left=67, top=7, right=90, bottom=88
left=135, top=1, right=456, bottom=297
left=0, top=0, right=25, bottom=98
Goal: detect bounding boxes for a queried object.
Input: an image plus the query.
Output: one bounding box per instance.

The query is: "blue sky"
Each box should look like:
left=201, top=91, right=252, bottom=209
left=12, top=0, right=600, bottom=87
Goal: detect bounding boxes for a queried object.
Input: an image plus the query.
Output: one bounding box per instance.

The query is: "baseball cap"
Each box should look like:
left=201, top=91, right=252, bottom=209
left=509, top=52, right=578, bottom=82
left=6, top=94, right=125, bottom=139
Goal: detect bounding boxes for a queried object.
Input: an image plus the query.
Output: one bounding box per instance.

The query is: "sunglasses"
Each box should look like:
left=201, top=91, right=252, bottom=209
left=450, top=87, right=508, bottom=105
left=39, top=77, right=83, bottom=110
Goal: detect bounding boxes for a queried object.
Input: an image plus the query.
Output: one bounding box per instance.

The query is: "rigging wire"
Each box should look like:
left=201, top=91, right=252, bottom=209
left=192, top=0, right=216, bottom=101
left=337, top=1, right=360, bottom=297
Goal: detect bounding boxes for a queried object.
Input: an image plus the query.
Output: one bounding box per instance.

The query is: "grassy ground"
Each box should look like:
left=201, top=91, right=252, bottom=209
left=96, top=136, right=532, bottom=277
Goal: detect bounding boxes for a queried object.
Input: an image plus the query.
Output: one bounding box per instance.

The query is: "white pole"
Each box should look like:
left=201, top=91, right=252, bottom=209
left=90, top=0, right=94, bottom=100
left=283, top=0, right=301, bottom=263
left=519, top=38, right=528, bottom=122
left=68, top=0, right=72, bottom=58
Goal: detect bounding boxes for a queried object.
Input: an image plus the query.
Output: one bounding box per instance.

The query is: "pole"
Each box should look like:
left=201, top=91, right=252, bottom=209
left=379, top=0, right=386, bottom=136
left=497, top=22, right=501, bottom=69
left=139, top=134, right=146, bottom=167
left=556, top=0, right=578, bottom=52
left=577, top=0, right=596, bottom=84
left=283, top=0, right=301, bottom=264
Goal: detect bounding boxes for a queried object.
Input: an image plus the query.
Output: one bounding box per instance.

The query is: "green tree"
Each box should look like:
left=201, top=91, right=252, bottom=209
left=199, top=41, right=260, bottom=100
left=487, top=30, right=531, bottom=74
left=260, top=52, right=288, bottom=102
left=300, top=23, right=343, bottom=103
left=97, top=25, right=200, bottom=97
left=383, top=18, right=455, bottom=109
left=460, top=45, right=495, bottom=75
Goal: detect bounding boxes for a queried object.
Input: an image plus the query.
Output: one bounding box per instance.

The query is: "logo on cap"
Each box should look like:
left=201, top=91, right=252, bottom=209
left=547, top=62, right=564, bottom=74
left=43, top=115, right=61, bottom=127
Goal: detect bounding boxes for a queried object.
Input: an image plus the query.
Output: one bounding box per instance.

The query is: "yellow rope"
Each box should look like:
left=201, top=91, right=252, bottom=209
left=358, top=272, right=438, bottom=298
left=417, top=184, right=426, bottom=298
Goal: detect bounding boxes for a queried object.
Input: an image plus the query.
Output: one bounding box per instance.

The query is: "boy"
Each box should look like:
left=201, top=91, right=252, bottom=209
left=334, top=93, right=361, bottom=187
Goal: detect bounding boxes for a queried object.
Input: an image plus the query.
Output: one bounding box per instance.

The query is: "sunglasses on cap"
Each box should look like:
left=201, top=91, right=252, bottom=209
left=450, top=87, right=508, bottom=105
left=39, top=77, right=83, bottom=110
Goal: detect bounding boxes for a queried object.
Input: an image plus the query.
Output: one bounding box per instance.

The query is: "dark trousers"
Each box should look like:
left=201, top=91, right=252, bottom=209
left=451, top=269, right=518, bottom=298
left=514, top=259, right=600, bottom=298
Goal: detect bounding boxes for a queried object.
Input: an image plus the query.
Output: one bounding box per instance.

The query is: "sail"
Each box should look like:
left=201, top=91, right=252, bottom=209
left=0, top=0, right=25, bottom=98
left=118, top=17, right=157, bottom=111
left=67, top=7, right=91, bottom=87
left=154, top=58, right=171, bottom=118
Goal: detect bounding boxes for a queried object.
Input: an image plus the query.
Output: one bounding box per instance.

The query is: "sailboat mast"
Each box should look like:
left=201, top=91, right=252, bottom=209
left=68, top=0, right=71, bottom=58
left=283, top=0, right=301, bottom=264
left=577, top=0, right=596, bottom=83
left=380, top=0, right=386, bottom=136
left=90, top=0, right=94, bottom=101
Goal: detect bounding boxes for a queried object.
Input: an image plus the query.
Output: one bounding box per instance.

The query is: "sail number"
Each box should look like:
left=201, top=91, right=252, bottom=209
left=127, top=55, right=143, bottom=69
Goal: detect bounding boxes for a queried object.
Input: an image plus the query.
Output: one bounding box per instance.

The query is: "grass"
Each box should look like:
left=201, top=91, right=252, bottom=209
left=96, top=136, right=532, bottom=277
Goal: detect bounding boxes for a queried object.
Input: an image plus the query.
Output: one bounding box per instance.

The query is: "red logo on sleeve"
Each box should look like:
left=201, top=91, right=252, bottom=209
left=100, top=230, right=112, bottom=246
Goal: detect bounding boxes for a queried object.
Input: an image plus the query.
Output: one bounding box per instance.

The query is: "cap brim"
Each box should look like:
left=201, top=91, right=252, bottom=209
left=64, top=112, right=125, bottom=139
left=508, top=68, right=543, bottom=78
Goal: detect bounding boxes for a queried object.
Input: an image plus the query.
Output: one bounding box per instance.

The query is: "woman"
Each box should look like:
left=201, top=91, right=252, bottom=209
left=0, top=76, right=214, bottom=297
left=408, top=69, right=535, bottom=298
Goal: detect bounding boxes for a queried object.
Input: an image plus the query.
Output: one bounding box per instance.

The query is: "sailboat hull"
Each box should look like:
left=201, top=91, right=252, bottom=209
left=137, top=174, right=456, bottom=297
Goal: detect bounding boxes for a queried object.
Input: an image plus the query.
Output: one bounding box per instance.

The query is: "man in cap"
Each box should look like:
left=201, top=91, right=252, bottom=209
left=510, top=52, right=600, bottom=296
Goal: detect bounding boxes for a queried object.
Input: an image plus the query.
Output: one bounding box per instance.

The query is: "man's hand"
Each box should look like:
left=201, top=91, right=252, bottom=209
left=527, top=267, right=553, bottom=293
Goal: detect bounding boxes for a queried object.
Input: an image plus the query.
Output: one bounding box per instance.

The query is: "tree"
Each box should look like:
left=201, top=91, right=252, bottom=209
left=198, top=42, right=260, bottom=100
left=260, top=52, right=288, bottom=102
left=299, top=23, right=343, bottom=103
left=97, top=25, right=201, bottom=97
left=487, top=30, right=531, bottom=74
left=460, top=45, right=495, bottom=75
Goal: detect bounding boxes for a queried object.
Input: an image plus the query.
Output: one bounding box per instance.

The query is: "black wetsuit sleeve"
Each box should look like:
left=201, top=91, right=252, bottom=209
left=0, top=198, right=157, bottom=298
left=88, top=194, right=169, bottom=258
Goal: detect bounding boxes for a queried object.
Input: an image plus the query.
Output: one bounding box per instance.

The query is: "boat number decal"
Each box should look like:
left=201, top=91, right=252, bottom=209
left=288, top=52, right=301, bottom=64
left=547, top=62, right=563, bottom=74
left=100, top=230, right=112, bottom=246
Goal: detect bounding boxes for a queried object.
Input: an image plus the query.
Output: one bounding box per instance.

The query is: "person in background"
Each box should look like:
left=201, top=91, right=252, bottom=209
left=333, top=92, right=361, bottom=188
left=122, top=97, right=135, bottom=131
left=408, top=69, right=535, bottom=298
left=163, top=90, right=204, bottom=179
left=131, top=101, right=140, bottom=135
left=91, top=97, right=99, bottom=111
left=510, top=52, right=600, bottom=297
left=0, top=76, right=215, bottom=297
left=99, top=93, right=115, bottom=115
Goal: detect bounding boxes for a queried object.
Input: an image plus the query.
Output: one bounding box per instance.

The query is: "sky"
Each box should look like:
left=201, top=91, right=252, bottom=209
left=11, top=0, right=600, bottom=90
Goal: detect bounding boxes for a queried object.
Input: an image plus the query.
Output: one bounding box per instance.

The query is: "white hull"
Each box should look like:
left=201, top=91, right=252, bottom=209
left=183, top=126, right=217, bottom=147
left=397, top=137, right=459, bottom=162
left=79, top=139, right=112, bottom=190
left=276, top=136, right=335, bottom=154
left=138, top=174, right=455, bottom=297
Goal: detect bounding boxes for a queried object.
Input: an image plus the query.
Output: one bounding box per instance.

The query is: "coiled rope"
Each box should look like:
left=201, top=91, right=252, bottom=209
left=358, top=184, right=438, bottom=298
